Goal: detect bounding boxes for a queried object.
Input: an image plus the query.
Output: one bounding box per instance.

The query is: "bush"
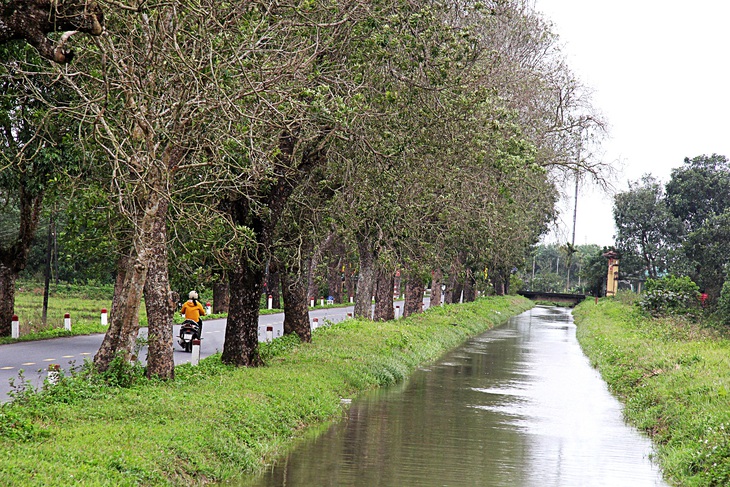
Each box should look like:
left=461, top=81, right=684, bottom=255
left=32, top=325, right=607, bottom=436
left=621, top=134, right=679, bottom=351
left=508, top=274, right=523, bottom=295
left=638, top=275, right=700, bottom=315
left=717, top=281, right=730, bottom=325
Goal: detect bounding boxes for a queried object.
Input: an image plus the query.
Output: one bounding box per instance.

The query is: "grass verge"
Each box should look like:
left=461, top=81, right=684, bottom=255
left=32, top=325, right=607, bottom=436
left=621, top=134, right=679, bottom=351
left=573, top=299, right=730, bottom=487
left=0, top=295, right=532, bottom=486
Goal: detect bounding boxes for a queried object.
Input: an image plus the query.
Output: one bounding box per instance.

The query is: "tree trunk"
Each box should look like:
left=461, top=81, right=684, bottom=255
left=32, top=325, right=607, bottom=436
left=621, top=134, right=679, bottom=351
left=0, top=190, right=43, bottom=336
left=94, top=181, right=167, bottom=370
left=221, top=129, right=328, bottom=365
left=462, top=268, right=476, bottom=302
left=221, top=258, right=263, bottom=367
left=502, top=269, right=511, bottom=295
left=212, top=278, right=230, bottom=314
left=42, top=215, right=53, bottom=325
left=94, top=249, right=146, bottom=370
left=265, top=264, right=280, bottom=309
left=373, top=266, right=394, bottom=321
left=327, top=253, right=343, bottom=303
left=453, top=281, right=464, bottom=303
left=281, top=272, right=311, bottom=342
left=306, top=232, right=335, bottom=303
left=430, top=269, right=442, bottom=307
left=343, top=258, right=355, bottom=304
left=144, top=198, right=175, bottom=380
left=403, top=278, right=425, bottom=317
left=491, top=267, right=506, bottom=296
left=0, top=265, right=17, bottom=337
left=354, top=239, right=375, bottom=319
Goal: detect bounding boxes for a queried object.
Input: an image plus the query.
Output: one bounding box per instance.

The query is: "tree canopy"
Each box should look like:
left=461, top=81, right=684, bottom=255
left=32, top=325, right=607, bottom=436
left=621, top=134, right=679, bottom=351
left=2, top=1, right=612, bottom=374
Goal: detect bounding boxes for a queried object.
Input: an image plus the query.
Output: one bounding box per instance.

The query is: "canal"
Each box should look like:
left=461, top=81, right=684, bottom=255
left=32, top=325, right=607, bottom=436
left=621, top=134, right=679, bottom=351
left=241, top=306, right=668, bottom=486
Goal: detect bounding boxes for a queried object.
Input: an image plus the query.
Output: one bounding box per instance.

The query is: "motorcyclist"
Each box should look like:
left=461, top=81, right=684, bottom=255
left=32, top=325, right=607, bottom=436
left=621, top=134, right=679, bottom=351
left=180, top=291, right=206, bottom=336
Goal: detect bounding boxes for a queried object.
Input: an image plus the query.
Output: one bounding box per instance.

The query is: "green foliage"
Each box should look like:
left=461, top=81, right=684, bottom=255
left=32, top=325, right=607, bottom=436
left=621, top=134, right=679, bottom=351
left=638, top=275, right=700, bottom=315
left=666, top=154, right=730, bottom=234
left=98, top=352, right=147, bottom=389
left=664, top=154, right=730, bottom=299
left=508, top=273, right=523, bottom=294
left=613, top=174, right=677, bottom=279
left=716, top=280, right=730, bottom=326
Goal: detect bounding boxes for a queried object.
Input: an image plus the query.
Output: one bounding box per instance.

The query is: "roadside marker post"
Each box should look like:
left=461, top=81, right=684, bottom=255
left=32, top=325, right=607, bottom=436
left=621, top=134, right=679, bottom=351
left=191, top=339, right=201, bottom=365
left=47, top=364, right=61, bottom=385
left=11, top=315, right=19, bottom=338
left=101, top=308, right=108, bottom=326
left=312, top=317, right=319, bottom=331
left=268, top=295, right=273, bottom=310
left=64, top=313, right=71, bottom=331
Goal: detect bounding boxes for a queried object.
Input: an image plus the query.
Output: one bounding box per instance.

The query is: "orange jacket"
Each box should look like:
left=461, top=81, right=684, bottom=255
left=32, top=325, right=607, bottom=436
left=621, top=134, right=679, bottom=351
left=180, top=300, right=206, bottom=322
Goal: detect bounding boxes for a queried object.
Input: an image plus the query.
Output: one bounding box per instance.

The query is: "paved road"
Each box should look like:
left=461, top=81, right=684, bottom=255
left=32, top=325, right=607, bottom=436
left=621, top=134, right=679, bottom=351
left=0, top=300, right=425, bottom=402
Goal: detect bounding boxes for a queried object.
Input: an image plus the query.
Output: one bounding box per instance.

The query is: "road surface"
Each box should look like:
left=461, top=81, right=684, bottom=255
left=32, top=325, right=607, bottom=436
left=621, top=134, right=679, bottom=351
left=0, top=300, right=425, bottom=402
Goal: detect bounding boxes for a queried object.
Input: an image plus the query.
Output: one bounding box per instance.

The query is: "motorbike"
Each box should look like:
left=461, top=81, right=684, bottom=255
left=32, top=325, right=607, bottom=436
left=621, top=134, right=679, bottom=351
left=178, top=319, right=201, bottom=352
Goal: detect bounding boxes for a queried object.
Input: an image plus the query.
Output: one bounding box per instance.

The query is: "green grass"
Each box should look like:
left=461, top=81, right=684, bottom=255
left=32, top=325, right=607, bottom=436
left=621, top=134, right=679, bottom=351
left=8, top=288, right=113, bottom=343
left=573, top=299, right=730, bottom=487
left=0, top=295, right=533, bottom=486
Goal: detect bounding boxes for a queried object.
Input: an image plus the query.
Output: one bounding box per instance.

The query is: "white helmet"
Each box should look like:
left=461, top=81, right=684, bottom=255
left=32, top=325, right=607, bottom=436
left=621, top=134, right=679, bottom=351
left=189, top=291, right=198, bottom=300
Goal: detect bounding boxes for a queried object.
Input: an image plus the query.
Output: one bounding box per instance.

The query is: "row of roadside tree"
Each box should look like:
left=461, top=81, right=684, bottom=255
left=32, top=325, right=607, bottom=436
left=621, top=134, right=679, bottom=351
left=1, top=0, right=608, bottom=379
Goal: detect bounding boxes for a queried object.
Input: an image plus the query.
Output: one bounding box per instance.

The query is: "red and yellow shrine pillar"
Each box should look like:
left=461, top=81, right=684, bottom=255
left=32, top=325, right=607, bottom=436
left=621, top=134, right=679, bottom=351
left=602, top=250, right=619, bottom=297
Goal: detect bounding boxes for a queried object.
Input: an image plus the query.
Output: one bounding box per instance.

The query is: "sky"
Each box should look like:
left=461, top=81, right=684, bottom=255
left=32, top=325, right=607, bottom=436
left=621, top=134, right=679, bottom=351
left=532, top=0, right=730, bottom=247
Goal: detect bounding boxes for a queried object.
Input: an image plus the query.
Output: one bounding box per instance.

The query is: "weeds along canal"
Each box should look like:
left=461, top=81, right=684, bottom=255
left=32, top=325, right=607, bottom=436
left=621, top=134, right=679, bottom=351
left=239, top=306, right=668, bottom=487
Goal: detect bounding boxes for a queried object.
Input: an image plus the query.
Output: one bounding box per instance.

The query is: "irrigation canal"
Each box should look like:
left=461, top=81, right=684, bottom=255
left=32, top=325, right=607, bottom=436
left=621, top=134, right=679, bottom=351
left=240, top=306, right=668, bottom=487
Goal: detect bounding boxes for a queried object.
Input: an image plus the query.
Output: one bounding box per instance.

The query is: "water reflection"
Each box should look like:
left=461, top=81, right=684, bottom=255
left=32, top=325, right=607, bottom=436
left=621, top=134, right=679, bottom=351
left=240, top=306, right=668, bottom=487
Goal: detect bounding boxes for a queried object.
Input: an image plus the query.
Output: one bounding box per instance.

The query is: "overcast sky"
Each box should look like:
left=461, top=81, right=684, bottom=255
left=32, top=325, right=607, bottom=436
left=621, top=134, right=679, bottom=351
left=532, top=0, right=730, bottom=247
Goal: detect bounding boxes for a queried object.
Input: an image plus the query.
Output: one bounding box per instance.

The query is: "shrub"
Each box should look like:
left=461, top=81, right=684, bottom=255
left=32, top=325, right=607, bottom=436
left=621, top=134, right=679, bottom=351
left=717, top=281, right=730, bottom=325
left=508, top=274, right=523, bottom=295
left=638, top=275, right=700, bottom=315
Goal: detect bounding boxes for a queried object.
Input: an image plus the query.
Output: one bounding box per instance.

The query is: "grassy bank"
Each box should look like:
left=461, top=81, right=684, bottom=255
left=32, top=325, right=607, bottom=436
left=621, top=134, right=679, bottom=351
left=573, top=299, right=730, bottom=487
left=0, top=296, right=532, bottom=486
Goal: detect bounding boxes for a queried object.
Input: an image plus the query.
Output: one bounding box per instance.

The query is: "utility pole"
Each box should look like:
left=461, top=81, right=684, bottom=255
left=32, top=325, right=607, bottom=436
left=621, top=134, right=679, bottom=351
left=567, top=169, right=579, bottom=291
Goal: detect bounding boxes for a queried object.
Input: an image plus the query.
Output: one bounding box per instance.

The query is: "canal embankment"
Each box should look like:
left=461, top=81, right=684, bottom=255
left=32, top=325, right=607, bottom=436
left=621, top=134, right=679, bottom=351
left=0, top=296, right=533, bottom=486
left=573, top=298, right=730, bottom=487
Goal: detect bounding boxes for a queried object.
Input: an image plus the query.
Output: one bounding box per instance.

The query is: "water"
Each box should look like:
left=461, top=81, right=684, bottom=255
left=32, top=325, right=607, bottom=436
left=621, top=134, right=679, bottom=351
left=240, top=306, right=668, bottom=486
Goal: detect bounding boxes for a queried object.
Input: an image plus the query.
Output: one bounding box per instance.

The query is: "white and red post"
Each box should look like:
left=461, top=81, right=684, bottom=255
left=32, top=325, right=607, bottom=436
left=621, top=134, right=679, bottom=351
left=64, top=313, right=71, bottom=331
left=11, top=314, right=19, bottom=339
left=191, top=339, right=201, bottom=365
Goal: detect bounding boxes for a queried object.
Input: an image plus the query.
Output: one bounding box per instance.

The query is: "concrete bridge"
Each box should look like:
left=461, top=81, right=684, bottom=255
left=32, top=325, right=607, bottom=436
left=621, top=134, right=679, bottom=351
left=518, top=291, right=587, bottom=307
